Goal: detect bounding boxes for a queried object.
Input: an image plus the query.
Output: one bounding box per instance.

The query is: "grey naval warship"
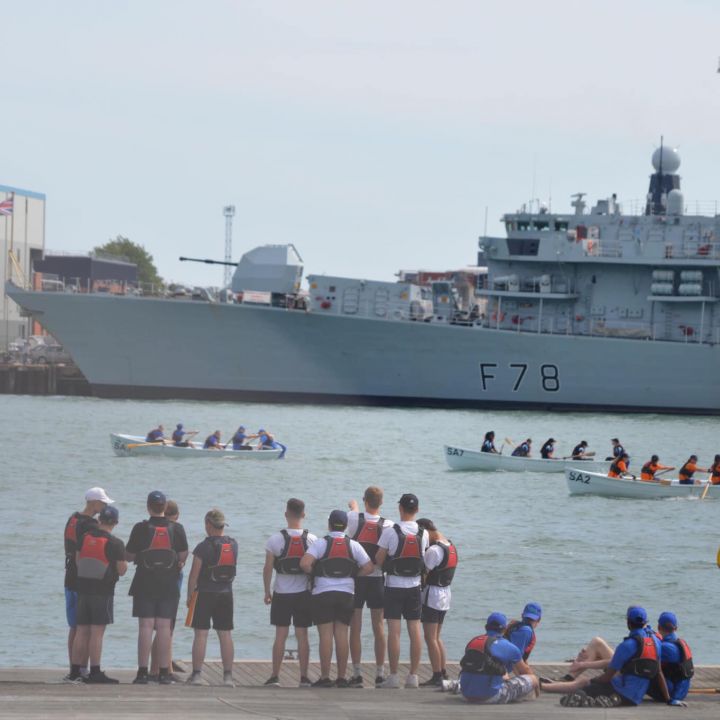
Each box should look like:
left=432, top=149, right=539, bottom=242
left=7, top=146, right=720, bottom=414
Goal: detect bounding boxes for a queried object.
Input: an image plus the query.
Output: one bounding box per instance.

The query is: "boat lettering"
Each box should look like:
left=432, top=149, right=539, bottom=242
left=112, top=439, right=126, bottom=451
left=479, top=363, right=560, bottom=393
left=446, top=447, right=464, bottom=457
left=568, top=471, right=591, bottom=484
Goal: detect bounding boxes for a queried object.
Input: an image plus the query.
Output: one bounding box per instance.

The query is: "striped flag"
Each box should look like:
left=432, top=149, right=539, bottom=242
left=0, top=197, right=13, bottom=216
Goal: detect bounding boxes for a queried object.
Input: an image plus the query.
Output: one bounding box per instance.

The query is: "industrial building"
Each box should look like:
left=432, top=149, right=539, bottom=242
left=34, top=254, right=138, bottom=293
left=1, top=184, right=46, bottom=349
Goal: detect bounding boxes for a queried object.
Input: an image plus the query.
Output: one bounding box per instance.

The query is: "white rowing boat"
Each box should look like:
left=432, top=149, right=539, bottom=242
left=444, top=445, right=610, bottom=473
left=565, top=468, right=720, bottom=499
left=110, top=433, right=284, bottom=459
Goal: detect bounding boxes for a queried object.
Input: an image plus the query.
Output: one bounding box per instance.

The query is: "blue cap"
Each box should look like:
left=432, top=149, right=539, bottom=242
left=486, top=612, right=508, bottom=630
left=658, top=611, right=678, bottom=629
left=238, top=425, right=245, bottom=430
left=328, top=509, right=348, bottom=530
left=176, top=423, right=183, bottom=429
left=627, top=606, right=647, bottom=624
left=99, top=506, right=119, bottom=523
left=147, top=490, right=167, bottom=505
left=258, top=428, right=266, bottom=433
left=522, top=602, right=542, bottom=621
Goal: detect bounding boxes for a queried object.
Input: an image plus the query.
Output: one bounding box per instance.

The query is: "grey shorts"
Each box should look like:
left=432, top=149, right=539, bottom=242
left=477, top=675, right=535, bottom=704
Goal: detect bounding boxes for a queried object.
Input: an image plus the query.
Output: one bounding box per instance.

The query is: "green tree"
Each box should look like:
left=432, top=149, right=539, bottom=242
left=93, top=235, right=164, bottom=289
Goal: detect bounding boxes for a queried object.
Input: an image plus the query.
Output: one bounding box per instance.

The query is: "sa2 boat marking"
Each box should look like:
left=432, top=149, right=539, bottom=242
left=446, top=446, right=465, bottom=456
left=478, top=363, right=561, bottom=392
left=568, top=470, right=592, bottom=484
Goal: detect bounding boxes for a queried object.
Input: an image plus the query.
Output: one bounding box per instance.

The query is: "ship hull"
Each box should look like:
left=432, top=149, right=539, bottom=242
left=7, top=285, right=720, bottom=414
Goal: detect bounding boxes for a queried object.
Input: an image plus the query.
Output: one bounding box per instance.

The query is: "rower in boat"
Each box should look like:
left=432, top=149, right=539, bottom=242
left=226, top=425, right=256, bottom=451
left=145, top=424, right=166, bottom=443
left=710, top=455, right=720, bottom=486
left=540, top=438, right=555, bottom=460
left=639, top=455, right=675, bottom=482
left=606, top=438, right=629, bottom=464
left=607, top=453, right=633, bottom=479
left=570, top=441, right=592, bottom=460
left=481, top=431, right=499, bottom=454
left=203, top=430, right=223, bottom=450
left=257, top=429, right=287, bottom=459
left=171, top=423, right=197, bottom=447
left=511, top=438, right=532, bottom=457
left=678, top=455, right=708, bottom=485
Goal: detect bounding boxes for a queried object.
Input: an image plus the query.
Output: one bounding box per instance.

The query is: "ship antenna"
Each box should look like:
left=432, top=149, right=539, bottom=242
left=483, top=206, right=488, bottom=236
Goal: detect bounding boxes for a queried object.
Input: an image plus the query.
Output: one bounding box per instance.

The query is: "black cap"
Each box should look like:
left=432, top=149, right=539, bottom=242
left=398, top=493, right=419, bottom=511
left=99, top=506, right=119, bottom=524
left=147, top=490, right=167, bottom=504
left=328, top=509, right=348, bottom=530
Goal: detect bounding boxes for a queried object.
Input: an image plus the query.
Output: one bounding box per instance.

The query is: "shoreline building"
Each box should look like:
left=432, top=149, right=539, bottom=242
left=1, top=184, right=46, bottom=348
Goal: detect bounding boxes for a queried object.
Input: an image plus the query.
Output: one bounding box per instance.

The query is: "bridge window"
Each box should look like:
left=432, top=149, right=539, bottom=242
left=506, top=238, right=540, bottom=256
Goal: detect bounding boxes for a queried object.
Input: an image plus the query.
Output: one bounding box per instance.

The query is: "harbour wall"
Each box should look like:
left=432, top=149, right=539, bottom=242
left=0, top=362, right=91, bottom=396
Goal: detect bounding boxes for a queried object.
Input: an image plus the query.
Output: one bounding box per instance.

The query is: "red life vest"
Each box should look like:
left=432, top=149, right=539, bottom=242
left=383, top=525, right=425, bottom=577
left=460, top=635, right=508, bottom=676
left=314, top=536, right=358, bottom=579
left=274, top=529, right=309, bottom=575
left=609, top=459, right=627, bottom=478
left=352, top=513, right=385, bottom=562
left=662, top=638, right=694, bottom=682
left=505, top=620, right=536, bottom=661
left=139, top=522, right=178, bottom=572
left=206, top=538, right=237, bottom=583
left=425, top=541, right=458, bottom=587
left=711, top=462, right=720, bottom=485
left=621, top=633, right=660, bottom=679
left=77, top=529, right=112, bottom=580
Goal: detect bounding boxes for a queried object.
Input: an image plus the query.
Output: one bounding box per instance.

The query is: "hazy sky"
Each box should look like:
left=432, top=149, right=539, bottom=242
left=2, top=0, right=719, bottom=286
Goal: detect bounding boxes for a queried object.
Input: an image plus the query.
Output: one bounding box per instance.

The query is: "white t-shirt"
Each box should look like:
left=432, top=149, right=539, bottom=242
left=346, top=510, right=393, bottom=578
left=265, top=528, right=318, bottom=594
left=377, top=520, right=429, bottom=589
left=422, top=542, right=452, bottom=611
left=306, top=531, right=371, bottom=595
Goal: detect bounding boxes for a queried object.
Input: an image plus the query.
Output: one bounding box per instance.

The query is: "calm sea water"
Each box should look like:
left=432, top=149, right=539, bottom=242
left=0, top=395, right=718, bottom=668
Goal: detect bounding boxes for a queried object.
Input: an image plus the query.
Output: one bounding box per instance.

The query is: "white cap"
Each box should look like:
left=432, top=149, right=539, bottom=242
left=85, top=487, right=114, bottom=504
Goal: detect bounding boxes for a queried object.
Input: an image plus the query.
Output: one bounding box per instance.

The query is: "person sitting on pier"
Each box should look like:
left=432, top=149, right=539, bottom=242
left=678, top=455, right=708, bottom=485
left=145, top=425, right=165, bottom=443
left=481, top=431, right=498, bottom=454
left=647, top=612, right=692, bottom=705
left=639, top=455, right=675, bottom=482
left=570, top=441, right=591, bottom=460
left=203, top=431, right=222, bottom=450
left=506, top=603, right=542, bottom=664
left=453, top=611, right=539, bottom=704
left=171, top=424, right=197, bottom=448
left=544, top=606, right=671, bottom=708
left=227, top=426, right=255, bottom=451
left=512, top=439, right=532, bottom=457
left=540, top=439, right=555, bottom=460
left=608, top=453, right=633, bottom=479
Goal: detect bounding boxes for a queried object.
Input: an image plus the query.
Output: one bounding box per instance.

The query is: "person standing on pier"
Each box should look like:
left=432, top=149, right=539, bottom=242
left=346, top=488, right=392, bottom=687
left=186, top=509, right=238, bottom=688
left=374, top=493, right=429, bottom=689
left=263, top=498, right=317, bottom=687
left=63, top=487, right=113, bottom=682
left=72, top=505, right=127, bottom=684
left=125, top=491, right=188, bottom=685
left=417, top=518, right=458, bottom=687
left=300, top=510, right=373, bottom=687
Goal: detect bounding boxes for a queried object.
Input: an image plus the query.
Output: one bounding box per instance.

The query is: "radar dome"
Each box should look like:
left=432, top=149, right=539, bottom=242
left=652, top=146, right=681, bottom=174
left=667, top=189, right=684, bottom=216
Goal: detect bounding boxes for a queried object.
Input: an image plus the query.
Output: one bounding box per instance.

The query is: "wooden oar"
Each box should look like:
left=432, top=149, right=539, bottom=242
left=700, top=473, right=713, bottom=500
left=185, top=590, right=198, bottom=627
left=126, top=441, right=164, bottom=449
left=504, top=437, right=515, bottom=447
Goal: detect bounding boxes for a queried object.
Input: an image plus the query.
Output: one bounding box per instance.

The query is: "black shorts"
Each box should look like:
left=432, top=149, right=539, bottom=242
left=270, top=591, right=312, bottom=628
left=192, top=591, right=234, bottom=631
left=132, top=594, right=179, bottom=620
left=421, top=604, right=446, bottom=624
left=383, top=585, right=422, bottom=621
left=353, top=576, right=384, bottom=610
left=77, top=594, right=114, bottom=626
left=583, top=680, right=634, bottom=706
left=312, top=591, right=355, bottom=626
